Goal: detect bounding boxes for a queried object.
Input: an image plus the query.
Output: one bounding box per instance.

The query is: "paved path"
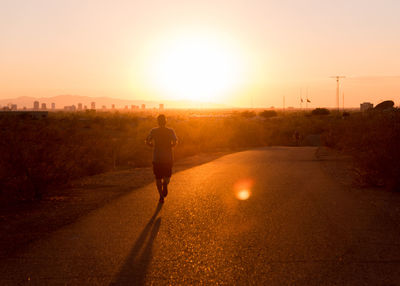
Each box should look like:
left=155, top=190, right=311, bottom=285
left=1, top=147, right=399, bottom=285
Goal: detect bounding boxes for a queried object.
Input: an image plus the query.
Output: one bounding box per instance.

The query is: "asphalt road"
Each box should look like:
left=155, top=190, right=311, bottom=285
left=1, top=147, right=400, bottom=285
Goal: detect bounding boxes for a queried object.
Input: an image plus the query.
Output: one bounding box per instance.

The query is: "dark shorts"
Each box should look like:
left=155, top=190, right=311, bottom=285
left=152, top=162, right=172, bottom=179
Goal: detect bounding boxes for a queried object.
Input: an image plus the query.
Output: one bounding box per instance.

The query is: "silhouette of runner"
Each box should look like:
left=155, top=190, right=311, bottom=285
left=146, top=114, right=178, bottom=203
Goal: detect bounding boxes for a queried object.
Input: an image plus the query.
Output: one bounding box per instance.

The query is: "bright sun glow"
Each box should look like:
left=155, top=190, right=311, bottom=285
left=145, top=33, right=245, bottom=102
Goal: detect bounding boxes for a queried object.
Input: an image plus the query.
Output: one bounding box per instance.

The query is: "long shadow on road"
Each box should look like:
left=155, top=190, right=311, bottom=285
left=0, top=151, right=233, bottom=259
left=110, top=202, right=163, bottom=285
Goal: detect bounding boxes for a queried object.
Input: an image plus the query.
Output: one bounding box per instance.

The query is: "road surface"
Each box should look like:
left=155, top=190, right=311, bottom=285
left=1, top=147, right=399, bottom=285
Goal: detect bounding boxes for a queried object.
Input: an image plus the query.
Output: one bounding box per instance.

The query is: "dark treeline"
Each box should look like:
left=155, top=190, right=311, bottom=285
left=1, top=108, right=399, bottom=201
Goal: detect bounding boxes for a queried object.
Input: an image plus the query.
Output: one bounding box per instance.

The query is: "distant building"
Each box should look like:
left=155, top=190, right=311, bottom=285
left=360, top=102, right=373, bottom=112
left=84, top=105, right=88, bottom=110
left=41, top=103, right=47, bottom=110
left=159, top=104, right=164, bottom=110
left=125, top=105, right=128, bottom=110
left=141, top=104, right=146, bottom=110
left=91, top=102, right=96, bottom=110
left=10, top=104, right=17, bottom=110
left=78, top=103, right=83, bottom=110
left=63, top=105, right=76, bottom=111
left=112, top=104, right=115, bottom=110
left=102, top=105, right=107, bottom=110
left=51, top=103, right=56, bottom=110
left=33, top=101, right=39, bottom=110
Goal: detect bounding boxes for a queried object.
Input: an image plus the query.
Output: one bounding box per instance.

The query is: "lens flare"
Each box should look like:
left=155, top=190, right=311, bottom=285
left=236, top=189, right=250, bottom=200
left=234, top=178, right=254, bottom=201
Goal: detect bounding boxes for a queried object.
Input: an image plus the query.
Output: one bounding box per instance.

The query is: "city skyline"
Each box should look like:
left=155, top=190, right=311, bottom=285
left=0, top=94, right=231, bottom=110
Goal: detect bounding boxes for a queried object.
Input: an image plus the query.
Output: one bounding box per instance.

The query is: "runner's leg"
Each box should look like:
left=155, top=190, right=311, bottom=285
left=156, top=178, right=163, bottom=198
left=162, top=177, right=170, bottom=197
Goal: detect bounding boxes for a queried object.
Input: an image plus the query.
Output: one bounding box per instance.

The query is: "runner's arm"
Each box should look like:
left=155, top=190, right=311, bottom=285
left=171, top=129, right=178, bottom=147
left=145, top=130, right=154, bottom=147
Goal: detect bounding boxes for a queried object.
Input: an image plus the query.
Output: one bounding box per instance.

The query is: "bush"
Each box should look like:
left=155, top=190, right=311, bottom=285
left=240, top=110, right=256, bottom=118
left=0, top=113, right=261, bottom=200
left=375, top=100, right=394, bottom=111
left=312, top=108, right=330, bottom=116
left=0, top=116, right=114, bottom=200
left=2, top=108, right=398, bottom=201
left=259, top=110, right=277, bottom=118
left=322, top=110, right=400, bottom=190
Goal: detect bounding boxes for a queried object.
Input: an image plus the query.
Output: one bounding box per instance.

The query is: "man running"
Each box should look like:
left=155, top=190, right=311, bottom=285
left=145, top=114, right=178, bottom=203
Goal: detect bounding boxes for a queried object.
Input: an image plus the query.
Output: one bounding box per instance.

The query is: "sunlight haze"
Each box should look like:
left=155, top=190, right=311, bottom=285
left=140, top=29, right=248, bottom=102
left=1, top=0, right=399, bottom=107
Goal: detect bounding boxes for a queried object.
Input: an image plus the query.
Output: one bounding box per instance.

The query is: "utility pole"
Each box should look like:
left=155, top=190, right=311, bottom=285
left=305, top=87, right=309, bottom=110
left=283, top=96, right=285, bottom=111
left=300, top=88, right=303, bottom=110
left=342, top=91, right=345, bottom=111
left=330, top=76, right=346, bottom=111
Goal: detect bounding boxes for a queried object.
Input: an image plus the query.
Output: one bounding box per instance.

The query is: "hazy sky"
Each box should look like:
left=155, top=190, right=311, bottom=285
left=1, top=0, right=399, bottom=107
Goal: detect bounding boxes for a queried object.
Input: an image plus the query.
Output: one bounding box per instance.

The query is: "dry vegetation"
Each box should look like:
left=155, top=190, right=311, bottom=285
left=324, top=109, right=400, bottom=189
left=1, top=107, right=398, bottom=201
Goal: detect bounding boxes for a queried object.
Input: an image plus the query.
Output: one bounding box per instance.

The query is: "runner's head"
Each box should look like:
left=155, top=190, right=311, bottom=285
left=157, top=114, right=166, bottom=127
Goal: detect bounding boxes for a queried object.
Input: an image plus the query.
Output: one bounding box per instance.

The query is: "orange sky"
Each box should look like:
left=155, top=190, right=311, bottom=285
left=1, top=0, right=399, bottom=108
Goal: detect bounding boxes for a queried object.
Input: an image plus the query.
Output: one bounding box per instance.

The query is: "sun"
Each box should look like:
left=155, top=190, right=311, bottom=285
left=145, top=33, right=245, bottom=102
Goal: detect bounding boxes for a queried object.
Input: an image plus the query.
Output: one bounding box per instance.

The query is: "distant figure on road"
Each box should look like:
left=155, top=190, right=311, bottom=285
left=293, top=130, right=300, bottom=146
left=146, top=114, right=178, bottom=203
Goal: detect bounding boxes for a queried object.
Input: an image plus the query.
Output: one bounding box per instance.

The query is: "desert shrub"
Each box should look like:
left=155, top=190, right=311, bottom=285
left=259, top=110, right=277, bottom=118
left=4, top=107, right=398, bottom=200
left=342, top=111, right=350, bottom=118
left=312, top=108, right=330, bottom=116
left=322, top=110, right=400, bottom=190
left=240, top=110, right=256, bottom=118
left=0, top=116, right=114, bottom=200
left=1, top=111, right=276, bottom=200
left=374, top=100, right=394, bottom=111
